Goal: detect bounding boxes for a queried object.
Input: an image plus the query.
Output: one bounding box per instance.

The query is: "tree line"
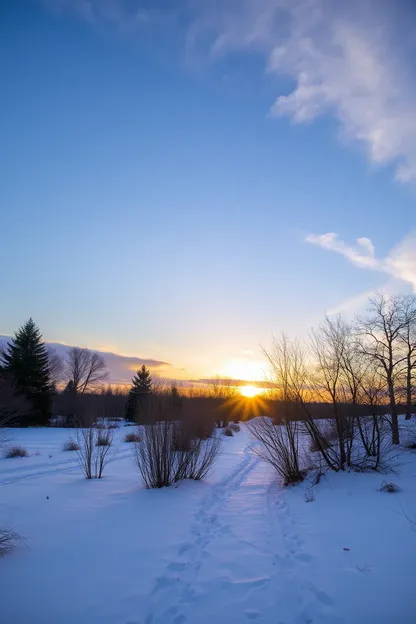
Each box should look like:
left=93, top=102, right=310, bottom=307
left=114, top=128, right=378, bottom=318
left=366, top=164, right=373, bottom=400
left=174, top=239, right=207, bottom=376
left=0, top=318, right=153, bottom=426
left=1, top=292, right=415, bottom=440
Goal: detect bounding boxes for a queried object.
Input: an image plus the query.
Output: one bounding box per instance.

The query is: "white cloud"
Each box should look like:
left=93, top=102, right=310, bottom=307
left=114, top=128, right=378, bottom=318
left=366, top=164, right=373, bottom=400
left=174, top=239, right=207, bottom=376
left=189, top=0, right=416, bottom=183
left=306, top=231, right=416, bottom=292
left=44, top=0, right=416, bottom=182
left=305, top=232, right=380, bottom=270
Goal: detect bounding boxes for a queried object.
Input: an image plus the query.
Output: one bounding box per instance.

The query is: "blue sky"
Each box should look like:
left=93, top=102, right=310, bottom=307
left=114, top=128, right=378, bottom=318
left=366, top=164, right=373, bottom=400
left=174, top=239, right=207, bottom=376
left=1, top=0, right=415, bottom=382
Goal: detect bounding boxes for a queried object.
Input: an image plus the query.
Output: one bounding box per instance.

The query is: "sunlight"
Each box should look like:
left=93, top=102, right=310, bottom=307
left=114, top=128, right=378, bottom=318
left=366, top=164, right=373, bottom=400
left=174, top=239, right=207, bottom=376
left=240, top=384, right=262, bottom=398
left=219, top=358, right=266, bottom=382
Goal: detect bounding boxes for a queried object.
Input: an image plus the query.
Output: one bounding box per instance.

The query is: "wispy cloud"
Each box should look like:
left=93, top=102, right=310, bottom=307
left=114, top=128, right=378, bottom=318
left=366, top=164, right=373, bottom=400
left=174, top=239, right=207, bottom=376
left=43, top=1, right=416, bottom=182
left=189, top=0, right=416, bottom=183
left=306, top=231, right=416, bottom=292
left=305, top=233, right=379, bottom=270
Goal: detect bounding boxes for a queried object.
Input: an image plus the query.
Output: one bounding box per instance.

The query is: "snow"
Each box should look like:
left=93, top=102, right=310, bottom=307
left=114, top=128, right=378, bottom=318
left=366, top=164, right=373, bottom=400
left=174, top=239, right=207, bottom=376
left=1, top=422, right=416, bottom=623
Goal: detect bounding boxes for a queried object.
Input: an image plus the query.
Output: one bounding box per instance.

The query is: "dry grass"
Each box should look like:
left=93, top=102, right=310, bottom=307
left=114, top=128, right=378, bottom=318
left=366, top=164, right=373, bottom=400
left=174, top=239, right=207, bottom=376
left=124, top=432, right=140, bottom=443
left=62, top=439, right=80, bottom=452
left=96, top=434, right=112, bottom=447
left=4, top=446, right=29, bottom=458
left=379, top=481, right=402, bottom=493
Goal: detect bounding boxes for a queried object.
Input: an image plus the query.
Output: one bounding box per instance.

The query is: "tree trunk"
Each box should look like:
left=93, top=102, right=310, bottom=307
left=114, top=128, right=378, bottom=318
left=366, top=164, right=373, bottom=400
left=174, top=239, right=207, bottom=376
left=388, top=378, right=400, bottom=444
left=405, top=356, right=412, bottom=420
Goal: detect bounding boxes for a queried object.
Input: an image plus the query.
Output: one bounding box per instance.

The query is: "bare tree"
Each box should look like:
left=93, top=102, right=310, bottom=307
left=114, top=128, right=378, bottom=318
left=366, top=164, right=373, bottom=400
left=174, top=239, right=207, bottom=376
left=256, top=335, right=309, bottom=483
left=356, top=294, right=416, bottom=444
left=47, top=348, right=64, bottom=389
left=310, top=316, right=358, bottom=468
left=66, top=347, right=108, bottom=394
left=397, top=296, right=416, bottom=419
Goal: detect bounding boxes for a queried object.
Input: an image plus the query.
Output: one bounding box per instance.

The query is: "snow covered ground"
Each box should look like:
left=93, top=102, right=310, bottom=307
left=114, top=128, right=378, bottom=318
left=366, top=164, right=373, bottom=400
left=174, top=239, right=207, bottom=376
left=1, top=422, right=416, bottom=623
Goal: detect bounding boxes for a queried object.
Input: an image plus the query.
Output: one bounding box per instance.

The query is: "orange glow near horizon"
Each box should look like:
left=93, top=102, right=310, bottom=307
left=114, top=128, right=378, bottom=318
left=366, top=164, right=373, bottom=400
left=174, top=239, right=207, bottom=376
left=239, top=384, right=263, bottom=398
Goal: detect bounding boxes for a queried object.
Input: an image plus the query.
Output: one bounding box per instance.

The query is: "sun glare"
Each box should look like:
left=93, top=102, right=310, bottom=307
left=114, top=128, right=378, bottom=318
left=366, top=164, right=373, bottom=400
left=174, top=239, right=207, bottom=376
left=240, top=385, right=261, bottom=398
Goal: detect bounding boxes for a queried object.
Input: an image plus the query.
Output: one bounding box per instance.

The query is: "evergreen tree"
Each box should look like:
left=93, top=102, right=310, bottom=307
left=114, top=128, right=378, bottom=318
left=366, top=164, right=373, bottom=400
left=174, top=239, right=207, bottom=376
left=0, top=319, right=52, bottom=425
left=125, top=365, right=152, bottom=422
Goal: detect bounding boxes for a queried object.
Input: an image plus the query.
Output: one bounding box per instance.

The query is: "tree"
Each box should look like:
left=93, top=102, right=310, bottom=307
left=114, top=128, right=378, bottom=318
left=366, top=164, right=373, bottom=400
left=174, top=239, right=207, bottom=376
left=397, top=296, right=416, bottom=419
left=66, top=347, right=107, bottom=394
left=125, top=365, right=152, bottom=422
left=47, top=348, right=64, bottom=391
left=0, top=319, right=52, bottom=425
left=356, top=294, right=416, bottom=444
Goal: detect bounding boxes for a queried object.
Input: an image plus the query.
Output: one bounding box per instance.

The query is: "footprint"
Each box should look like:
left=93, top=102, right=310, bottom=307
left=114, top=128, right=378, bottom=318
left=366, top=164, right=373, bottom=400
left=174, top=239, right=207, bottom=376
left=151, top=576, right=177, bottom=594
left=308, top=584, right=334, bottom=606
left=178, top=543, right=192, bottom=555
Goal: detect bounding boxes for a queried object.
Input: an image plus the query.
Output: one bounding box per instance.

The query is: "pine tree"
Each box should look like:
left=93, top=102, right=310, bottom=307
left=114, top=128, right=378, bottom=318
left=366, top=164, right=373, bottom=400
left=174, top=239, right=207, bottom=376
left=125, top=365, right=152, bottom=422
left=0, top=319, right=52, bottom=425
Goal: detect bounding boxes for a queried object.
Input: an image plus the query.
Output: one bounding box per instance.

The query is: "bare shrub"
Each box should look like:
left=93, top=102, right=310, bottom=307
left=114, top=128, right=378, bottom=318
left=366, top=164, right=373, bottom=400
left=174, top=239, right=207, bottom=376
left=230, top=423, right=240, bottom=432
left=304, top=488, right=315, bottom=502
left=248, top=417, right=306, bottom=485
left=124, top=431, right=140, bottom=443
left=379, top=481, right=401, bottom=493
left=62, top=439, right=80, bottom=451
left=0, top=526, right=23, bottom=557
left=134, top=420, right=180, bottom=488
left=95, top=428, right=114, bottom=478
left=4, top=446, right=29, bottom=458
left=76, top=425, right=114, bottom=479
left=96, top=431, right=112, bottom=447
left=223, top=426, right=233, bottom=436
left=184, top=436, right=220, bottom=481
left=133, top=397, right=219, bottom=488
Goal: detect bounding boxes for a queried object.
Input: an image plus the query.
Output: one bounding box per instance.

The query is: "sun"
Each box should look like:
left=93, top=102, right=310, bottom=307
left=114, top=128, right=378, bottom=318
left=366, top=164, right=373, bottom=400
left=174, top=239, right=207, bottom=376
left=240, top=385, right=261, bottom=398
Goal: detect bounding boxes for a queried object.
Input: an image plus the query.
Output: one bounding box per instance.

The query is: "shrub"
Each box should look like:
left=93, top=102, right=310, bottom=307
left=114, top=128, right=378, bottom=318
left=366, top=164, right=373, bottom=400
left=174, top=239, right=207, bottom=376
left=62, top=439, right=80, bottom=452
left=134, top=420, right=179, bottom=488
left=172, top=427, right=193, bottom=452
left=76, top=426, right=114, bottom=479
left=247, top=417, right=306, bottom=486
left=379, top=481, right=401, bottom=493
left=0, top=526, right=23, bottom=557
left=134, top=419, right=219, bottom=488
left=96, top=433, right=112, bottom=447
left=4, top=446, right=29, bottom=458
left=230, top=423, right=240, bottom=433
left=124, top=432, right=140, bottom=443
left=185, top=436, right=220, bottom=481
left=223, top=427, right=233, bottom=437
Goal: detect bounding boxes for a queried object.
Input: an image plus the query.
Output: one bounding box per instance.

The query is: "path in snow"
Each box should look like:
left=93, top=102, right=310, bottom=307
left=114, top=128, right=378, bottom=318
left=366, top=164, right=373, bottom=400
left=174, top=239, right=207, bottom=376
left=141, top=441, right=344, bottom=624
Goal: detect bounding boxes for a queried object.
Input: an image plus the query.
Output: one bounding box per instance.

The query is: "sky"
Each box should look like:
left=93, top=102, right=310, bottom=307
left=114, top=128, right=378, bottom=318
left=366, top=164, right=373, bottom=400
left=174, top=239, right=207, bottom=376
left=1, top=0, right=416, bottom=384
